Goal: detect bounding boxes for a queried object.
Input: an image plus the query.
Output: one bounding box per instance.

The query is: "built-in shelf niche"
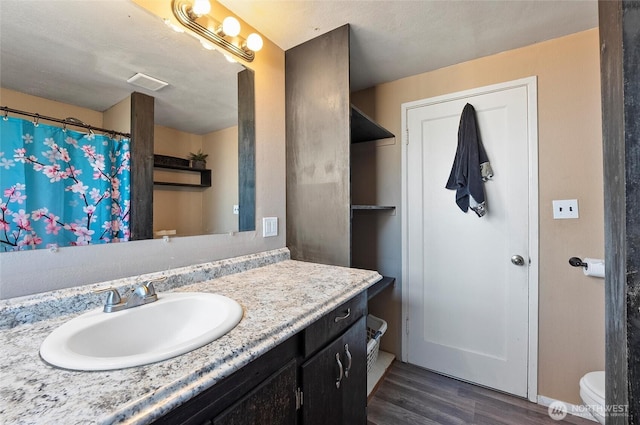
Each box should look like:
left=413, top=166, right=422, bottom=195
left=351, top=106, right=396, bottom=212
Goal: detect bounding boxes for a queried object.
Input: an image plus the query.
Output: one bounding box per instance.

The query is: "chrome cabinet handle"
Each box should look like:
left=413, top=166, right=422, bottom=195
left=344, top=344, right=352, bottom=378
left=334, top=308, right=351, bottom=323
left=335, top=352, right=344, bottom=388
left=511, top=255, right=525, bottom=266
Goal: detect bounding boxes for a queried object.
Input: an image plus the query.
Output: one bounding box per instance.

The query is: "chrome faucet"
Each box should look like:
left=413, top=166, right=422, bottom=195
left=96, top=277, right=166, bottom=313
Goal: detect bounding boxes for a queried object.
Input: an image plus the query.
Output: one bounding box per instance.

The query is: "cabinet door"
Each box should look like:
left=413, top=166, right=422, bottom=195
left=340, top=317, right=367, bottom=425
left=213, top=359, right=298, bottom=425
left=301, top=316, right=367, bottom=425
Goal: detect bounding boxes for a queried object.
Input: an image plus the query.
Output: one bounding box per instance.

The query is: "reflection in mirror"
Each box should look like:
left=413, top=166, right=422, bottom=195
left=0, top=112, right=132, bottom=251
left=0, top=0, right=255, bottom=251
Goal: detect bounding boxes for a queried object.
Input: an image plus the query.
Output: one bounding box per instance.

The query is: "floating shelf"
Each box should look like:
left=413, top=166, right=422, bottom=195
left=153, top=157, right=211, bottom=188
left=153, top=180, right=210, bottom=188
left=351, top=205, right=396, bottom=211
left=351, top=105, right=394, bottom=143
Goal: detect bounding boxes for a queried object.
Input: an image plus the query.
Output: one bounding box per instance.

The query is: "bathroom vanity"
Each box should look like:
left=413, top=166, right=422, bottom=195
left=155, top=292, right=368, bottom=425
left=0, top=248, right=381, bottom=424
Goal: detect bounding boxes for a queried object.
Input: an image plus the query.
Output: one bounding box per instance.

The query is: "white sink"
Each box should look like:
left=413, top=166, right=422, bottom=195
left=40, top=292, right=243, bottom=371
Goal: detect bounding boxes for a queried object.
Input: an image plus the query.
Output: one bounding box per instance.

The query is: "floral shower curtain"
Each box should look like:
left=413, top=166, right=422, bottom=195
left=0, top=116, right=131, bottom=251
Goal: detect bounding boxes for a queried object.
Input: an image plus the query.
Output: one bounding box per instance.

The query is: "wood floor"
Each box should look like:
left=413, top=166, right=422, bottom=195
left=367, top=361, right=595, bottom=425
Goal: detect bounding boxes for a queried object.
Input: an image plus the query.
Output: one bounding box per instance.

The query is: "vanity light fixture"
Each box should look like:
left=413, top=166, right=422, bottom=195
left=172, top=0, right=263, bottom=62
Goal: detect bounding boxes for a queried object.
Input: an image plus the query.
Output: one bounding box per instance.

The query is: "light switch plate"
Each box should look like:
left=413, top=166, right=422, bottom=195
left=233, top=205, right=239, bottom=215
left=552, top=199, right=579, bottom=219
left=262, top=217, right=278, bottom=237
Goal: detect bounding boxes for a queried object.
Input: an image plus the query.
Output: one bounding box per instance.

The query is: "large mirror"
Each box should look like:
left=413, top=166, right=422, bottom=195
left=0, top=0, right=255, bottom=252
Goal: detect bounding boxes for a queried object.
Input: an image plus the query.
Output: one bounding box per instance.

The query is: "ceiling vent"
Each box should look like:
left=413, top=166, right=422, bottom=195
left=126, top=73, right=169, bottom=91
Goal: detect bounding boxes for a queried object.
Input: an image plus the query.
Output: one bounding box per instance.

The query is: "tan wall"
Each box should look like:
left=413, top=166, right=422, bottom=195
left=153, top=125, right=205, bottom=236
left=203, top=126, right=239, bottom=234
left=152, top=124, right=239, bottom=236
left=0, top=5, right=286, bottom=299
left=103, top=95, right=131, bottom=134
left=0, top=87, right=103, bottom=127
left=354, top=28, right=604, bottom=404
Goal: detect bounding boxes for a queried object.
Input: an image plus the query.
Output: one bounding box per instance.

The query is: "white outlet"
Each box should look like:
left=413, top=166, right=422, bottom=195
left=552, top=199, right=579, bottom=219
left=262, top=217, right=278, bottom=237
left=233, top=205, right=239, bottom=215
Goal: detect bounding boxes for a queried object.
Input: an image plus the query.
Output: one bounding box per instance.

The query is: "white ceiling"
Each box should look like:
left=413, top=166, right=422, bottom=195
left=0, top=0, right=599, bottom=135
left=0, top=0, right=244, bottom=135
left=220, top=0, right=599, bottom=91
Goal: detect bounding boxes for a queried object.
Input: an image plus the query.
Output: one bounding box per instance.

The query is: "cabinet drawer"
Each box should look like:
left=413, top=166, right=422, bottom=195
left=303, top=291, right=366, bottom=357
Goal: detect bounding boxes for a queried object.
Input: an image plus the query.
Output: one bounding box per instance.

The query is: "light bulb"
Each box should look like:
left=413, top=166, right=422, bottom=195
left=246, top=33, right=263, bottom=52
left=192, top=0, right=211, bottom=16
left=222, top=16, right=241, bottom=37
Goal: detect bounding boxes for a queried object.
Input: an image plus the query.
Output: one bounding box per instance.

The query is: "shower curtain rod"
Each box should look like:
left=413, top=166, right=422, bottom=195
left=1, top=106, right=131, bottom=138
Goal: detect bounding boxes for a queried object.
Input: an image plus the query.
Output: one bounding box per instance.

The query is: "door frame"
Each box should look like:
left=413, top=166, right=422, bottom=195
left=400, top=76, right=539, bottom=402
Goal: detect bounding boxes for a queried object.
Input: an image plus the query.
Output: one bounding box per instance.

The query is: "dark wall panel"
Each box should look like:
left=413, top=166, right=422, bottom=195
left=285, top=25, right=351, bottom=266
left=238, top=68, right=256, bottom=232
left=599, top=1, right=640, bottom=423
left=130, top=92, right=154, bottom=241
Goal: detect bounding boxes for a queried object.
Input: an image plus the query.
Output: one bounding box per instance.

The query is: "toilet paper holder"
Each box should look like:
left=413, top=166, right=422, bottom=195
left=569, top=256, right=606, bottom=278
left=569, top=257, right=588, bottom=268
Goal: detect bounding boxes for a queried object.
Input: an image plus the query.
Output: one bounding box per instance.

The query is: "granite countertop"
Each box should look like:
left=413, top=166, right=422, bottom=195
left=0, top=249, right=381, bottom=425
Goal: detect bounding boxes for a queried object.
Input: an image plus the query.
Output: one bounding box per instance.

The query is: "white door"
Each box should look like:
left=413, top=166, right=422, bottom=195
left=403, top=78, right=538, bottom=398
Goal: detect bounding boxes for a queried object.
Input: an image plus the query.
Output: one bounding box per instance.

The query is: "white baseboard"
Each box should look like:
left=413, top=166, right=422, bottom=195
left=537, top=395, right=598, bottom=422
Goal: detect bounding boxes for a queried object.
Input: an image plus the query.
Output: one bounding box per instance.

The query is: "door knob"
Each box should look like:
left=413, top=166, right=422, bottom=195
left=511, top=255, right=525, bottom=266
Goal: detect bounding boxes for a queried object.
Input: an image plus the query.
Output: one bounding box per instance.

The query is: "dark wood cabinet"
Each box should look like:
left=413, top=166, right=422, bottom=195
left=301, top=316, right=367, bottom=425
left=303, top=292, right=366, bottom=357
left=153, top=292, right=367, bottom=425
left=151, top=337, right=299, bottom=425
left=214, top=359, right=298, bottom=425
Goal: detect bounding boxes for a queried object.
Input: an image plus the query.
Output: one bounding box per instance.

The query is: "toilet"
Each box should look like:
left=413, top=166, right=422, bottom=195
left=579, top=371, right=605, bottom=424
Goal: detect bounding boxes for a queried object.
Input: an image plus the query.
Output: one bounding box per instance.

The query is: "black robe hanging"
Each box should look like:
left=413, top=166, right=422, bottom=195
left=445, top=103, right=493, bottom=217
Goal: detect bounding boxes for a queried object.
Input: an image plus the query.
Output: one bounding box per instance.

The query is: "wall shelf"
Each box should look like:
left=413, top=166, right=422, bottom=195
left=351, top=105, right=394, bottom=143
left=154, top=180, right=211, bottom=188
left=153, top=158, right=211, bottom=188
left=351, top=205, right=396, bottom=211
